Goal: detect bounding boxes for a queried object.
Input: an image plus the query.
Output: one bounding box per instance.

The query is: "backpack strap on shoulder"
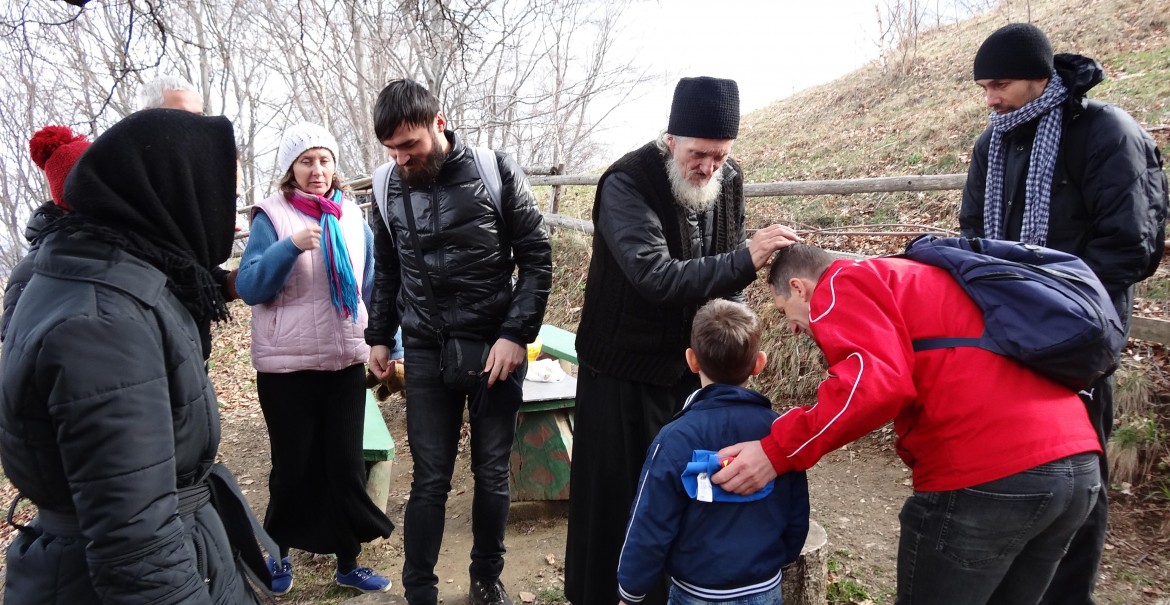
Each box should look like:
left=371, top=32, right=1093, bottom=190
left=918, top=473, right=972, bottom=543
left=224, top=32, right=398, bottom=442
left=372, top=161, right=396, bottom=234
left=469, top=146, right=503, bottom=218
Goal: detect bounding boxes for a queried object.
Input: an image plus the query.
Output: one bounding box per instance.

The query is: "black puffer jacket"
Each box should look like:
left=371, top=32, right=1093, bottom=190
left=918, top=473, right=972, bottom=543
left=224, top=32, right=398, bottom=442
left=0, top=235, right=260, bottom=605
left=961, top=53, right=1168, bottom=314
left=365, top=130, right=552, bottom=349
left=1, top=201, right=64, bottom=342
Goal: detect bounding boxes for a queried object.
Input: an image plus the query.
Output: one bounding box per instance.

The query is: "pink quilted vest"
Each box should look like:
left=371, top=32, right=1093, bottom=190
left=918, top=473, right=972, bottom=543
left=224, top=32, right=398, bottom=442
left=249, top=192, right=369, bottom=373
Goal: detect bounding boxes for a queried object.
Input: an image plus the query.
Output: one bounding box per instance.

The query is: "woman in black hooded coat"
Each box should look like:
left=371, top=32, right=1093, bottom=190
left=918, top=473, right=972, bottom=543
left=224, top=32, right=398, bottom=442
left=0, top=109, right=272, bottom=604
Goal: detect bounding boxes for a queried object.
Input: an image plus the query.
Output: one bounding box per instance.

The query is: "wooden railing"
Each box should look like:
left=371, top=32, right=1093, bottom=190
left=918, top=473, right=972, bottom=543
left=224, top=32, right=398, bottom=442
left=232, top=171, right=1168, bottom=344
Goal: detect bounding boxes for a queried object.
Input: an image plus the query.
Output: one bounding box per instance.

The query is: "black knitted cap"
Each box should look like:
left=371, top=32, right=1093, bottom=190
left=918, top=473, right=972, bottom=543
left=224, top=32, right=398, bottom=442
left=973, top=23, right=1054, bottom=81
left=667, top=77, right=740, bottom=139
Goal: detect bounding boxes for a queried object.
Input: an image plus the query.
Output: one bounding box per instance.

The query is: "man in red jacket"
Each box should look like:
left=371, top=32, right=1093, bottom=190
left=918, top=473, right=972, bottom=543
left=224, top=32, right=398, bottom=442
left=713, top=243, right=1102, bottom=604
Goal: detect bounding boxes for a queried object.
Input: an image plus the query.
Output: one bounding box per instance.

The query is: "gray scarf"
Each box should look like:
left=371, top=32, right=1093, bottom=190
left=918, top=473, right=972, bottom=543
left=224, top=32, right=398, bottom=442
left=984, top=72, right=1069, bottom=244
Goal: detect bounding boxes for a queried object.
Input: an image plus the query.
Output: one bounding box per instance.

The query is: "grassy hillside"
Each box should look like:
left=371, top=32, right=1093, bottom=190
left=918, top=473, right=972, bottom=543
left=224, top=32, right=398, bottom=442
left=541, top=0, right=1170, bottom=496
left=735, top=0, right=1168, bottom=231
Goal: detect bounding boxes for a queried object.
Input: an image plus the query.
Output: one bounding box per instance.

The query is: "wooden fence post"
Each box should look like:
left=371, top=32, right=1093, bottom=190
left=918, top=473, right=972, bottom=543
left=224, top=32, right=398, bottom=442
left=548, top=163, right=565, bottom=214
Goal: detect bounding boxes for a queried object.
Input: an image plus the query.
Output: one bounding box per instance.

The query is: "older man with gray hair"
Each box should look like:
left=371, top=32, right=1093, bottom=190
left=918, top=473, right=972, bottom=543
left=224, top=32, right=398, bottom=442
left=139, top=75, right=204, bottom=113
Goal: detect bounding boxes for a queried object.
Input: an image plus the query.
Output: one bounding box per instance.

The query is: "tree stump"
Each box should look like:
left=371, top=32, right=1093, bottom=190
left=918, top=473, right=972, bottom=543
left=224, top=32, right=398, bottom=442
left=781, top=519, right=828, bottom=605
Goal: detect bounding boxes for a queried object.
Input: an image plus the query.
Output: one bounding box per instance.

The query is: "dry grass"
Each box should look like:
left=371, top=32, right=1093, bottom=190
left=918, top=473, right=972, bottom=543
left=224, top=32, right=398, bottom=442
left=734, top=0, right=1165, bottom=236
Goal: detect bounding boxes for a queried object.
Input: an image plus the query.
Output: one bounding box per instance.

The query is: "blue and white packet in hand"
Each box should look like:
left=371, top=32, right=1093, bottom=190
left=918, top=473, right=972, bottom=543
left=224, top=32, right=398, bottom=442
left=680, top=449, right=773, bottom=503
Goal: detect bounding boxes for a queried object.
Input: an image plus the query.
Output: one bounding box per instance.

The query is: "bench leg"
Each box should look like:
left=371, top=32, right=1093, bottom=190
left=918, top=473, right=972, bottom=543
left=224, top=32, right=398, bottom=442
left=365, top=460, right=394, bottom=517
left=509, top=408, right=574, bottom=501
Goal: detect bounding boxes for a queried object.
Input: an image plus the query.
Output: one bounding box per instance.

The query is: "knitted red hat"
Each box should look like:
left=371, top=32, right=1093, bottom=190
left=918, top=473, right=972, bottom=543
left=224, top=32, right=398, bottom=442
left=29, top=125, right=91, bottom=210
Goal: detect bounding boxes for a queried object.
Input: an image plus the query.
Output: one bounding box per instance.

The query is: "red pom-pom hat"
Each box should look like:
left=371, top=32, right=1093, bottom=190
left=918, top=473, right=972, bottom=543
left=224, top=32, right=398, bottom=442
left=29, top=125, right=91, bottom=210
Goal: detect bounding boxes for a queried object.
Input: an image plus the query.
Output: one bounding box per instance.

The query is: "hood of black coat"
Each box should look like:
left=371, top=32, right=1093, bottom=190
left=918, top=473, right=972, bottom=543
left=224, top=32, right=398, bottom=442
left=1055, top=53, right=1104, bottom=103
left=62, top=109, right=238, bottom=270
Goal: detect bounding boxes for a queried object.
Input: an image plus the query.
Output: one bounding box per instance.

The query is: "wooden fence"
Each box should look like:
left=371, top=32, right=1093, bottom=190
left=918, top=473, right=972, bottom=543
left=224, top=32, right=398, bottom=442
left=235, top=171, right=1169, bottom=345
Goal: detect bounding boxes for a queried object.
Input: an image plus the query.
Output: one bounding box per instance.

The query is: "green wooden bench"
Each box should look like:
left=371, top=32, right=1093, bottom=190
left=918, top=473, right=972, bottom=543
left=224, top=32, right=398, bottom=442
left=510, top=324, right=578, bottom=501
left=537, top=324, right=578, bottom=366
left=362, top=391, right=395, bottom=513
left=358, top=326, right=576, bottom=504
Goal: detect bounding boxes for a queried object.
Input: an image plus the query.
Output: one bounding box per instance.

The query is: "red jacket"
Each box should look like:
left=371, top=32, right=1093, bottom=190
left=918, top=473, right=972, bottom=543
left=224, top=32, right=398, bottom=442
left=760, top=258, right=1101, bottom=491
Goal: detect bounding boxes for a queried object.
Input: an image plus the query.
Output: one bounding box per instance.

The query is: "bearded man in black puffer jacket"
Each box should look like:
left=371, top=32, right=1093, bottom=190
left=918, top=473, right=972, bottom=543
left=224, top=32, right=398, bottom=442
left=365, top=79, right=551, bottom=605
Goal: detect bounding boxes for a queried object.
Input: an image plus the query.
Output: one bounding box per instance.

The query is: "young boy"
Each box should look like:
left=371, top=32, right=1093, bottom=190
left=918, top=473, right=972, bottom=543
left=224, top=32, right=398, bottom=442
left=617, top=300, right=810, bottom=605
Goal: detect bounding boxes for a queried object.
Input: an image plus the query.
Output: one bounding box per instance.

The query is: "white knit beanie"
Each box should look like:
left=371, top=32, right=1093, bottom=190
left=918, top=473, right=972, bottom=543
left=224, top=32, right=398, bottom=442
left=276, top=122, right=340, bottom=177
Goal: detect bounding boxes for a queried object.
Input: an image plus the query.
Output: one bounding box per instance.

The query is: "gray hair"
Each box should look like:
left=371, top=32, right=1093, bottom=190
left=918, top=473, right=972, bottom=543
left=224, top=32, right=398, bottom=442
left=655, top=130, right=678, bottom=154
left=138, top=76, right=202, bottom=110
left=656, top=131, right=703, bottom=156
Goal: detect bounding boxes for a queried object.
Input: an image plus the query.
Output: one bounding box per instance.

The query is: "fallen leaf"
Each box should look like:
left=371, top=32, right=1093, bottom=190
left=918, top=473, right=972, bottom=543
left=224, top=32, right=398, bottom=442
left=519, top=591, right=536, bottom=603
left=545, top=553, right=557, bottom=565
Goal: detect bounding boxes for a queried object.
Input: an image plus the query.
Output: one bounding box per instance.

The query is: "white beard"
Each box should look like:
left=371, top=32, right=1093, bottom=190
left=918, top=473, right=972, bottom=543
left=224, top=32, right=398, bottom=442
left=665, top=157, right=722, bottom=213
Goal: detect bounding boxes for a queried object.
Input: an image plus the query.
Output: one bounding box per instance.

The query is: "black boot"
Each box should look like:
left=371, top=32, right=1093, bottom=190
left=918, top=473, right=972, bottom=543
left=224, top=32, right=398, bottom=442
left=470, top=578, right=513, bottom=605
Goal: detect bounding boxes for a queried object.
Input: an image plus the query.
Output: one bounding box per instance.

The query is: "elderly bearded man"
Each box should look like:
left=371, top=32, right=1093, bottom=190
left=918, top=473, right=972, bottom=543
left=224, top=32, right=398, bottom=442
left=564, top=76, right=798, bottom=605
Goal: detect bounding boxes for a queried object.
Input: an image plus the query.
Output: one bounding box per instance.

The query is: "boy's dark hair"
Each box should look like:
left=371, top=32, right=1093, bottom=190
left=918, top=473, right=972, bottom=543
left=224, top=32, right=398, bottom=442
left=690, top=299, right=761, bottom=385
left=766, top=244, right=835, bottom=296
left=373, top=79, right=441, bottom=142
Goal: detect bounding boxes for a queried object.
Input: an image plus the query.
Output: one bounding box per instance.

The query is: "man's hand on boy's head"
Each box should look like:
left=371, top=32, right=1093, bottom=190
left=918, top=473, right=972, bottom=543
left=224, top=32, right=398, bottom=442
left=711, top=440, right=777, bottom=495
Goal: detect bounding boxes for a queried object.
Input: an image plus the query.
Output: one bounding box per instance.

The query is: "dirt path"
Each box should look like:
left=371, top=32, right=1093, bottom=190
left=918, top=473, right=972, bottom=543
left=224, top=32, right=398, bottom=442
left=0, top=306, right=1164, bottom=604
left=215, top=389, right=1168, bottom=605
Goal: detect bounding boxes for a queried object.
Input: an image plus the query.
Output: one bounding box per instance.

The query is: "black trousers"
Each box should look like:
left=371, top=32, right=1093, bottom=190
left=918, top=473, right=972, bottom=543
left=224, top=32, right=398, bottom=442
left=400, top=347, right=519, bottom=605
left=1040, top=289, right=1132, bottom=605
left=564, top=367, right=699, bottom=605
left=256, top=364, right=394, bottom=558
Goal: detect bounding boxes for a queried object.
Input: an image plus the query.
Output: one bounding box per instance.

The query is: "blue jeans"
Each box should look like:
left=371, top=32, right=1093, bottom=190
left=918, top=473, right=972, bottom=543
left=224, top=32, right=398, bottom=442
left=896, top=453, right=1101, bottom=605
left=667, top=583, right=781, bottom=605
left=401, top=347, right=519, bottom=605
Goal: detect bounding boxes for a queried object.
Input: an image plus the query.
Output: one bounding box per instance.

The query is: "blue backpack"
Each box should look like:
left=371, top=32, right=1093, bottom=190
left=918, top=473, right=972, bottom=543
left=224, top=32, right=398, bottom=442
left=901, top=235, right=1127, bottom=392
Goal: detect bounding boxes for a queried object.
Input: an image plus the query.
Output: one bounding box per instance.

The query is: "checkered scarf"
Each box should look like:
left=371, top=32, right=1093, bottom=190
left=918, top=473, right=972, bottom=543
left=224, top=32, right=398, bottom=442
left=983, top=72, right=1069, bottom=244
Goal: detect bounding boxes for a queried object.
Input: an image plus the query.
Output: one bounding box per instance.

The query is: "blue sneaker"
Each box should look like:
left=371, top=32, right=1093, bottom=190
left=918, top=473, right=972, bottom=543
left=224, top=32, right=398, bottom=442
left=267, top=556, right=293, bottom=596
left=335, top=566, right=392, bottom=593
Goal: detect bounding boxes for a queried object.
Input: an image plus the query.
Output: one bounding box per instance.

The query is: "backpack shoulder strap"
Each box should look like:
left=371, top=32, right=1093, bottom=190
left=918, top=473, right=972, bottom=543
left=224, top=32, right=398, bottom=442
left=469, top=146, right=504, bottom=219
left=372, top=161, right=396, bottom=233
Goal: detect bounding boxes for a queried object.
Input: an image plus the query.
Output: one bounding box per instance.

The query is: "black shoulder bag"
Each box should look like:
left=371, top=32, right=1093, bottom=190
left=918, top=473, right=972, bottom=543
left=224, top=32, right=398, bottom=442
left=399, top=181, right=490, bottom=394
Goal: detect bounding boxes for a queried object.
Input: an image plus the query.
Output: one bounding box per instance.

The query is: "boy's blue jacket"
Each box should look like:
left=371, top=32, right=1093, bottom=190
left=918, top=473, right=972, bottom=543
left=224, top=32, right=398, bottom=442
left=617, top=384, right=810, bottom=603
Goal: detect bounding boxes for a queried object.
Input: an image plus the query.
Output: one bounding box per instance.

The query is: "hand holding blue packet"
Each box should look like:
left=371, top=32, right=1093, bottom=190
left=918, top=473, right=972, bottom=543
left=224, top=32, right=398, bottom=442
left=680, top=449, right=773, bottom=503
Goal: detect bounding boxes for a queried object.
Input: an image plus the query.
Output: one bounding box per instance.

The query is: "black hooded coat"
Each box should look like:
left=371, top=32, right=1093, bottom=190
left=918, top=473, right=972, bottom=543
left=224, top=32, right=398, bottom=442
left=1, top=201, right=65, bottom=342
left=0, top=109, right=267, bottom=604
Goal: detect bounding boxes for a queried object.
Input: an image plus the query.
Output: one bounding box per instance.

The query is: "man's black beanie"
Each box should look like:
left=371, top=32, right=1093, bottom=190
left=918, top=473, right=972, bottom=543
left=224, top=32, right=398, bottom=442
left=667, top=76, right=740, bottom=140
left=973, top=23, right=1054, bottom=81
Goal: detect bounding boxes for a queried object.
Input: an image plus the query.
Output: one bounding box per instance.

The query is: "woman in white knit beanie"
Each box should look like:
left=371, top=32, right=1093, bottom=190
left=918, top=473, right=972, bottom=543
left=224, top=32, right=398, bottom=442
left=236, top=122, right=394, bottom=595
